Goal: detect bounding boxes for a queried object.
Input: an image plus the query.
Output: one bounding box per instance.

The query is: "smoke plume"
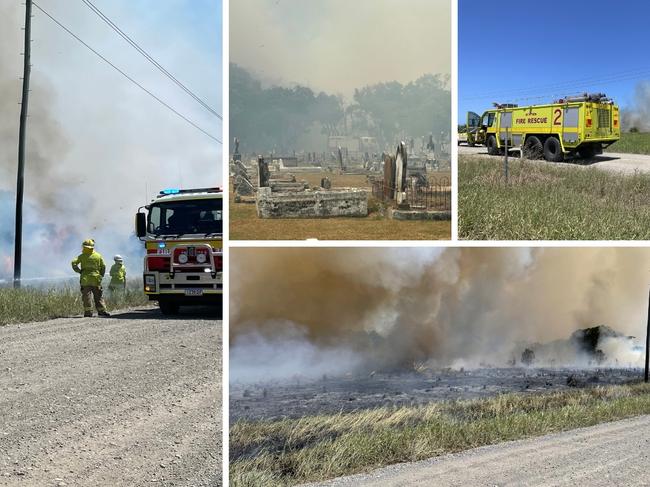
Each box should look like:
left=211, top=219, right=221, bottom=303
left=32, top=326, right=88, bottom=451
left=230, top=0, right=451, bottom=98
left=230, top=248, right=650, bottom=380
left=621, top=81, right=650, bottom=132
left=0, top=1, right=221, bottom=282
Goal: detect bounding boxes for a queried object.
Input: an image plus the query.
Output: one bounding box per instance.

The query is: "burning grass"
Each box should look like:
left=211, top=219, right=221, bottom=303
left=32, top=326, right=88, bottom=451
left=230, top=381, right=650, bottom=486
left=459, top=155, right=650, bottom=240
left=0, top=280, right=150, bottom=325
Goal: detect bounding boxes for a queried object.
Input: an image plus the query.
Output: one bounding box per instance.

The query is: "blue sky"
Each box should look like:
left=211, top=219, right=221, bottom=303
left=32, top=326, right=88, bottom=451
left=459, top=0, right=648, bottom=118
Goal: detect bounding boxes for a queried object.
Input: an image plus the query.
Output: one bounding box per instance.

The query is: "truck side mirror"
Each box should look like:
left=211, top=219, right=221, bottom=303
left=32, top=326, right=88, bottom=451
left=135, top=212, right=146, bottom=238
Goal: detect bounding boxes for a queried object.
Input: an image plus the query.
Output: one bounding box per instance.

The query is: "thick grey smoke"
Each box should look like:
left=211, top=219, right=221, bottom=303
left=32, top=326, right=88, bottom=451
left=621, top=81, right=650, bottom=132
left=0, top=5, right=69, bottom=211
left=230, top=0, right=451, bottom=98
left=230, top=322, right=363, bottom=383
left=230, top=248, right=650, bottom=381
left=0, top=1, right=221, bottom=281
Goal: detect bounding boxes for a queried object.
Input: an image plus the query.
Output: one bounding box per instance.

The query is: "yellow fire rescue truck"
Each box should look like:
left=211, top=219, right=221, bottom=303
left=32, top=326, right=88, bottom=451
left=464, top=93, right=620, bottom=161
left=135, top=187, right=223, bottom=315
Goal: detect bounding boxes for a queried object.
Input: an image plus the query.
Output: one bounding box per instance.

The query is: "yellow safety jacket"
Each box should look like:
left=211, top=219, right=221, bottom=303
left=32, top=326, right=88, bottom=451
left=109, top=263, right=126, bottom=288
left=71, top=251, right=106, bottom=287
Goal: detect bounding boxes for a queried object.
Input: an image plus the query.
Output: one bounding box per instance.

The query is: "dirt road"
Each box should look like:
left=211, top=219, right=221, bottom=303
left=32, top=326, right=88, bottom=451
left=0, top=308, right=222, bottom=486
left=459, top=144, right=650, bottom=175
left=313, top=414, right=650, bottom=486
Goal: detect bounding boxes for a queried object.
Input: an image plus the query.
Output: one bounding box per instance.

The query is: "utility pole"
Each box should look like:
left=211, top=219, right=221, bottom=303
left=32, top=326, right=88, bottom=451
left=504, top=127, right=509, bottom=183
left=14, top=0, right=32, bottom=289
left=645, top=287, right=650, bottom=383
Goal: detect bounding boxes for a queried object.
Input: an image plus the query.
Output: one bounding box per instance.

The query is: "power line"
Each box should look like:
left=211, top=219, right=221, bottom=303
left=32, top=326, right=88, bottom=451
left=80, top=0, right=222, bottom=120
left=462, top=68, right=650, bottom=100
left=32, top=2, right=221, bottom=144
left=461, top=67, right=650, bottom=102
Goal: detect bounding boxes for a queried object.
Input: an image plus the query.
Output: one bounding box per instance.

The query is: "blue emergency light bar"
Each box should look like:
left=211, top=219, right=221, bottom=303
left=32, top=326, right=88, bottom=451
left=157, top=187, right=222, bottom=197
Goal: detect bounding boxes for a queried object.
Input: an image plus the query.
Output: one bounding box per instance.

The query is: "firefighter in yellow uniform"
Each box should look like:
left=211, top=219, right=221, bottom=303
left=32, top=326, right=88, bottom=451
left=71, top=239, right=110, bottom=317
left=109, top=255, right=127, bottom=293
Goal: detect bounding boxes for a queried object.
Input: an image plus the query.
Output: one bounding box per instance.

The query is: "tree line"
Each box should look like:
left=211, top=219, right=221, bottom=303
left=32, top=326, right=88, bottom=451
left=230, top=63, right=450, bottom=154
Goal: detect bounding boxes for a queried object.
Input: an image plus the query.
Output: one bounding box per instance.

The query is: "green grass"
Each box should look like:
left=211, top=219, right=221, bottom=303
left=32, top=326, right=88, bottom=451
left=459, top=155, right=650, bottom=240
left=230, top=382, right=650, bottom=486
left=0, top=280, right=150, bottom=325
left=605, top=132, right=650, bottom=155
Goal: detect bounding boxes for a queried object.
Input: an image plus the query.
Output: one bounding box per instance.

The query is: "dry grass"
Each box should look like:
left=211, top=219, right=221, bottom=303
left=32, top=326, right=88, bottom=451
left=459, top=155, right=650, bottom=240
left=230, top=382, right=650, bottom=486
left=229, top=172, right=451, bottom=240
left=0, top=280, right=150, bottom=325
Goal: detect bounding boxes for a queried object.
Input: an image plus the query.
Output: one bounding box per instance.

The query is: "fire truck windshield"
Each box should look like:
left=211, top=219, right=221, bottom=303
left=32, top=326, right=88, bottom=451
left=148, top=198, right=223, bottom=236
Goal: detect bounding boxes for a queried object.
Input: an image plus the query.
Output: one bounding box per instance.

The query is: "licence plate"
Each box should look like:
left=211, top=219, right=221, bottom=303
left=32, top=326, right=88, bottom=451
left=184, top=288, right=203, bottom=296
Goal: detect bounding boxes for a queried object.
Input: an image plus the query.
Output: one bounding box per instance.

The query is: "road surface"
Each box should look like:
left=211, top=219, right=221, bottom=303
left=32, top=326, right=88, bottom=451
left=311, top=415, right=650, bottom=486
left=0, top=308, right=222, bottom=486
left=459, top=144, right=650, bottom=175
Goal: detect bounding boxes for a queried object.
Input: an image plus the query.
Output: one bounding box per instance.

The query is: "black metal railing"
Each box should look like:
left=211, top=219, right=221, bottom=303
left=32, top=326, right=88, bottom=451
left=371, top=176, right=451, bottom=211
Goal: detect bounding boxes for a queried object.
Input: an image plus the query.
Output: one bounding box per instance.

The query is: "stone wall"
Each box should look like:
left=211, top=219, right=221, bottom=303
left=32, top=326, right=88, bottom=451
left=256, top=187, right=368, bottom=218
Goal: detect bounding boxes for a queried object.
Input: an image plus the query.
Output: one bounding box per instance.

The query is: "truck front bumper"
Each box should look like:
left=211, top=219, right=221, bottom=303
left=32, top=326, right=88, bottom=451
left=143, top=271, right=223, bottom=297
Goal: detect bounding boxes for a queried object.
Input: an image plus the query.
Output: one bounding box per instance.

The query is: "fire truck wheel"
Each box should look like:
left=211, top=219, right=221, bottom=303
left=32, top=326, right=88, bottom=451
left=159, top=300, right=180, bottom=316
left=486, top=135, right=499, bottom=155
left=543, top=136, right=564, bottom=162
left=578, top=144, right=597, bottom=159
left=523, top=136, right=543, bottom=160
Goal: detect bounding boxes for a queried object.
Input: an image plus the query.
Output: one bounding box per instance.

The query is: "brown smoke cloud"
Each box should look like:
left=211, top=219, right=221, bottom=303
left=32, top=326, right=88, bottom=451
left=230, top=0, right=451, bottom=98
left=231, top=247, right=650, bottom=373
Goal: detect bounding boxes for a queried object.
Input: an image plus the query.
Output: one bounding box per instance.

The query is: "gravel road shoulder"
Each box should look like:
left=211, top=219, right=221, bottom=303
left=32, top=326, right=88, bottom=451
left=0, top=307, right=222, bottom=486
left=310, top=414, right=650, bottom=486
left=459, top=145, right=650, bottom=175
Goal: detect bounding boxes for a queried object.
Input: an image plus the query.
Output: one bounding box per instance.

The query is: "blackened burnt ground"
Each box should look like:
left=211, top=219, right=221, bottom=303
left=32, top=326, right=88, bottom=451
left=230, top=367, right=642, bottom=422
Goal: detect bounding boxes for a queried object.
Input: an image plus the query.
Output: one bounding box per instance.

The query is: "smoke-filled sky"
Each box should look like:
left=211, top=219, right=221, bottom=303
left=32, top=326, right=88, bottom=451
left=231, top=247, right=650, bottom=381
left=0, top=0, right=222, bottom=280
left=230, top=0, right=451, bottom=98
